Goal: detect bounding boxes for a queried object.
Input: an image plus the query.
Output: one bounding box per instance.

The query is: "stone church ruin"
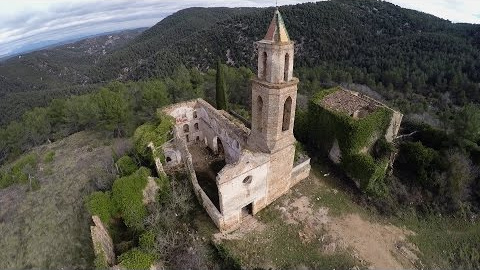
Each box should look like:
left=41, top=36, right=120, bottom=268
left=158, top=9, right=311, bottom=231
left=154, top=8, right=402, bottom=231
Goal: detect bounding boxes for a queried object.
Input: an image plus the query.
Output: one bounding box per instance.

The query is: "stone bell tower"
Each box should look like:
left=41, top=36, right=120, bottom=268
left=249, top=8, right=300, bottom=204
left=249, top=8, right=298, bottom=154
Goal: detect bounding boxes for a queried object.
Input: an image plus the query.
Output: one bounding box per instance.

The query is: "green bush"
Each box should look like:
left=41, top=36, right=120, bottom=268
left=116, top=155, right=138, bottom=177
left=85, top=191, right=116, bottom=224
left=44, top=151, right=55, bottom=163
left=0, top=153, right=38, bottom=189
left=118, top=248, right=157, bottom=270
left=399, top=141, right=439, bottom=185
left=133, top=113, right=174, bottom=160
left=139, top=230, right=156, bottom=250
left=112, top=167, right=151, bottom=231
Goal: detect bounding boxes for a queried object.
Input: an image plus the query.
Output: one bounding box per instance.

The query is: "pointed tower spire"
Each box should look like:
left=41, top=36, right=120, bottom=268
left=262, top=8, right=290, bottom=44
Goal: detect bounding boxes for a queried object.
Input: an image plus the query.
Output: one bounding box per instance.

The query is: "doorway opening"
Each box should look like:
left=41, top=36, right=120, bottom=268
left=241, top=203, right=253, bottom=217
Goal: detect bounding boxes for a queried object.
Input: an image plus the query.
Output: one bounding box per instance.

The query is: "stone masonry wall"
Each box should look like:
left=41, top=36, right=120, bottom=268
left=90, top=215, right=115, bottom=267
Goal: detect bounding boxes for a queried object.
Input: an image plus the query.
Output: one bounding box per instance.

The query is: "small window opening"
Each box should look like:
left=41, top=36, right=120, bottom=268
left=243, top=176, right=252, bottom=184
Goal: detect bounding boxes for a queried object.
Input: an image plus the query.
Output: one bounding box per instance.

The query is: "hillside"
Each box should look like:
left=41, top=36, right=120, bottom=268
left=0, top=131, right=130, bottom=269
left=0, top=28, right=145, bottom=126
left=94, top=0, right=480, bottom=103
left=1, top=0, right=480, bottom=127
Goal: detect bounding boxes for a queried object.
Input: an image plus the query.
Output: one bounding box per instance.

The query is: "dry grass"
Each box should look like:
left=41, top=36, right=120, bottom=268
left=0, top=131, right=129, bottom=269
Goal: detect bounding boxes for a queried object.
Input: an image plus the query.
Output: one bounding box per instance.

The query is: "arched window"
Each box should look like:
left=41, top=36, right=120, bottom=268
left=282, top=96, right=292, bottom=131
left=166, top=156, right=172, bottom=163
left=183, top=124, right=189, bottom=133
left=194, top=123, right=199, bottom=131
left=242, top=176, right=252, bottom=184
left=262, top=52, right=267, bottom=79
left=257, top=96, right=263, bottom=133
left=193, top=110, right=197, bottom=118
left=284, top=53, right=290, bottom=82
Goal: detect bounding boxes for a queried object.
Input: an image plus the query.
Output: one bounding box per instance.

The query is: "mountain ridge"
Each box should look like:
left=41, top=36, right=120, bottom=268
left=1, top=0, right=480, bottom=126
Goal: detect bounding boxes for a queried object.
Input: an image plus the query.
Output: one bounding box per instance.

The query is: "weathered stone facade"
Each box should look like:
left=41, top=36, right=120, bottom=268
left=158, top=9, right=311, bottom=231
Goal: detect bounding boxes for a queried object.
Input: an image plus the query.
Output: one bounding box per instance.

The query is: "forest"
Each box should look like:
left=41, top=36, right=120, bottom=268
left=1, top=0, right=480, bottom=127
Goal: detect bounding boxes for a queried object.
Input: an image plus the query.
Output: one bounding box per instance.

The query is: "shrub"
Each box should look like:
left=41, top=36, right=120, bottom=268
left=156, top=173, right=171, bottom=204
left=44, top=151, right=55, bottom=163
left=398, top=141, right=439, bottom=185
left=118, top=248, right=157, bottom=270
left=139, top=230, right=156, bottom=250
left=112, top=167, right=151, bottom=231
left=0, top=153, right=38, bottom=189
left=85, top=191, right=115, bottom=224
left=116, top=155, right=138, bottom=177
left=133, top=114, right=174, bottom=160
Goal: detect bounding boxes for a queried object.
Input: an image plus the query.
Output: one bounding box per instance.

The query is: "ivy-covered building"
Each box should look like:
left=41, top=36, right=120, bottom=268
left=306, top=87, right=403, bottom=196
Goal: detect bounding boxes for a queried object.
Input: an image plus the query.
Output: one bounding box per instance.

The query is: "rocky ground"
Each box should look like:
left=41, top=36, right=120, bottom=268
left=213, top=164, right=422, bottom=269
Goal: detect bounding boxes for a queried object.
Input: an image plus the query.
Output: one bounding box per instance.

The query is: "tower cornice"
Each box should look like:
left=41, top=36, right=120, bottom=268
left=251, top=77, right=299, bottom=89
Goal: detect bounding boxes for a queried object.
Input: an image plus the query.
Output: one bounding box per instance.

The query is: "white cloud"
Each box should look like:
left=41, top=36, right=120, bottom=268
left=387, top=0, right=480, bottom=24
left=0, top=0, right=478, bottom=57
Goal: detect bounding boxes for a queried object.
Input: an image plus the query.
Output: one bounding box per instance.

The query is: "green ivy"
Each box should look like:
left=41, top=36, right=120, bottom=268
left=112, top=167, right=151, bottom=231
left=118, top=248, right=157, bottom=270
left=85, top=191, right=116, bottom=224
left=307, top=87, right=393, bottom=197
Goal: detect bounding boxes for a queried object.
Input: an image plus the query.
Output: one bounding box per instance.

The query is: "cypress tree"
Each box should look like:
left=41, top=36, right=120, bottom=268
left=216, top=59, right=228, bottom=110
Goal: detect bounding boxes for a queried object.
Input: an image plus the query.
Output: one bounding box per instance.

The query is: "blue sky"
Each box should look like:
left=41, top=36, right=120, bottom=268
left=0, top=0, right=479, bottom=57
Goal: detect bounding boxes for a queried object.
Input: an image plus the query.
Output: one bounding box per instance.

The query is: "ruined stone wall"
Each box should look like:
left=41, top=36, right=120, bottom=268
left=90, top=215, right=115, bottom=267
left=148, top=142, right=165, bottom=176
left=174, top=130, right=240, bottom=231
left=163, top=99, right=250, bottom=165
left=162, top=140, right=182, bottom=169
left=195, top=99, right=248, bottom=164
left=385, top=111, right=403, bottom=142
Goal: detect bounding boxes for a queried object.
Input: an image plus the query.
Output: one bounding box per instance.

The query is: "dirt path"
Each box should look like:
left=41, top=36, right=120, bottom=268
left=277, top=195, right=420, bottom=269
left=328, top=213, right=419, bottom=269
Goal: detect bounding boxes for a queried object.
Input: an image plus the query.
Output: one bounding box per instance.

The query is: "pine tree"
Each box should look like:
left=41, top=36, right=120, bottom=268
left=216, top=59, right=228, bottom=110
